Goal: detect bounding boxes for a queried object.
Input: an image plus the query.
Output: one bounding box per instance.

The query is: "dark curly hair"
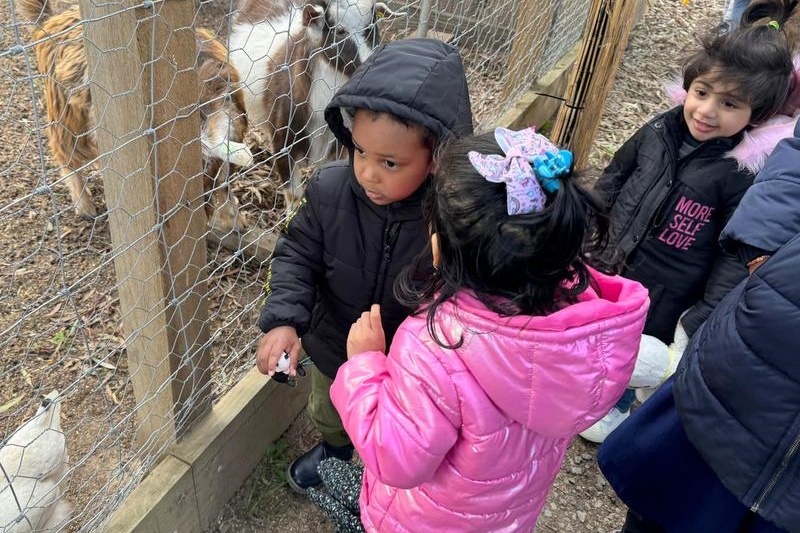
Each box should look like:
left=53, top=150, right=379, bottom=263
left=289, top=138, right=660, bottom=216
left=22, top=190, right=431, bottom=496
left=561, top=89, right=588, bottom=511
left=395, top=131, right=609, bottom=348
left=683, top=11, right=794, bottom=125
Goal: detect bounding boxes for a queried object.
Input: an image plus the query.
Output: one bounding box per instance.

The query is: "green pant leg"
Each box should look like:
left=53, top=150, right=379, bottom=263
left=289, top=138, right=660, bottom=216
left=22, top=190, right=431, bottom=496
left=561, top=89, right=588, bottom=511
left=307, top=364, right=351, bottom=447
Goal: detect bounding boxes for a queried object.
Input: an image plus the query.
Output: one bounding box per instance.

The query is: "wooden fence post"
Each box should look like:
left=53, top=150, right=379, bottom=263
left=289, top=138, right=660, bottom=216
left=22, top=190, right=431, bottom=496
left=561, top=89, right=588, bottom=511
left=78, top=0, right=211, bottom=452
left=501, top=0, right=554, bottom=100
left=550, top=0, right=639, bottom=168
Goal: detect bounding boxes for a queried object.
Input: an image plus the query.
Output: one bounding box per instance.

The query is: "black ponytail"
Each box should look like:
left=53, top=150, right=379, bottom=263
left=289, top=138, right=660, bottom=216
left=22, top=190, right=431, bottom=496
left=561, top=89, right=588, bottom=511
left=394, top=132, right=609, bottom=349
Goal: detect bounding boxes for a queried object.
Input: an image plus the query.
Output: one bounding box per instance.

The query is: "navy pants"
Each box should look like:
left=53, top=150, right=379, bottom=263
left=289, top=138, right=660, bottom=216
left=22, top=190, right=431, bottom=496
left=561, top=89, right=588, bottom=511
left=598, top=378, right=786, bottom=533
left=621, top=510, right=782, bottom=533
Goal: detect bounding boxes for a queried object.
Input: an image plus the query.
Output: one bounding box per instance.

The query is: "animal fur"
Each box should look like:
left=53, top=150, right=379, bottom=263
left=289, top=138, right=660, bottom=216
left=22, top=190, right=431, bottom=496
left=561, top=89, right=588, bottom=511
left=0, top=391, right=71, bottom=532
left=229, top=0, right=399, bottom=206
left=16, top=0, right=251, bottom=230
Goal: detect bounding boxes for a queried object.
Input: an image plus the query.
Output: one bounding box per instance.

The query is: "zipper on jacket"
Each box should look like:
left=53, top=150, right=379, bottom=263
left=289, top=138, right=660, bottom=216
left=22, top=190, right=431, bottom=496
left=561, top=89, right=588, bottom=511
left=623, top=161, right=672, bottom=247
left=751, top=433, right=800, bottom=512
left=648, top=140, right=729, bottom=236
left=616, top=119, right=673, bottom=250
left=648, top=125, right=710, bottom=235
left=647, top=186, right=674, bottom=236
left=371, top=221, right=399, bottom=303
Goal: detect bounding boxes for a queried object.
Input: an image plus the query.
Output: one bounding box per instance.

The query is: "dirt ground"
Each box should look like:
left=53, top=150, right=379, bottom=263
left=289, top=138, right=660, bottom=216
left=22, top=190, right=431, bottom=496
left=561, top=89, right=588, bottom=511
left=0, top=0, right=721, bottom=530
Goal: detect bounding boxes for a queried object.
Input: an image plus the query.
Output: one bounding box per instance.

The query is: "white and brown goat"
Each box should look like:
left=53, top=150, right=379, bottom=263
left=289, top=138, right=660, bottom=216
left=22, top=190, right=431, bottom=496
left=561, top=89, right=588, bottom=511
left=16, top=0, right=252, bottom=230
left=229, top=0, right=400, bottom=205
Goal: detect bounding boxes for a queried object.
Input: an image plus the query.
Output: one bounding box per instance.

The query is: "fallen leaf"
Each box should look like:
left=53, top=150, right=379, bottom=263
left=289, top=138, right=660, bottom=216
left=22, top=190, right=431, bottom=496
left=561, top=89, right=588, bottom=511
left=92, top=358, right=117, bottom=371
left=20, top=367, right=33, bottom=387
left=0, top=394, right=24, bottom=413
left=44, top=302, right=63, bottom=318
left=105, top=383, right=120, bottom=405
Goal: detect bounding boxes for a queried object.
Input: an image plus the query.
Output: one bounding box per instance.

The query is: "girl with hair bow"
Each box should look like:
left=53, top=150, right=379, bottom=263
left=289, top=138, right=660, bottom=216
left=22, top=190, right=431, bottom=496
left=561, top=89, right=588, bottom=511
left=307, top=127, right=649, bottom=533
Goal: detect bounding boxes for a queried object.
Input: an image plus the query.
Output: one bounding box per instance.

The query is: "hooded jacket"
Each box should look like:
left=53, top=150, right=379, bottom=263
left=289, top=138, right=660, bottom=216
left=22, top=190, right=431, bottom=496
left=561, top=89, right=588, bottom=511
left=719, top=119, right=800, bottom=256
left=595, top=105, right=752, bottom=342
left=331, top=269, right=649, bottom=532
left=258, top=39, right=473, bottom=379
left=674, top=122, right=800, bottom=533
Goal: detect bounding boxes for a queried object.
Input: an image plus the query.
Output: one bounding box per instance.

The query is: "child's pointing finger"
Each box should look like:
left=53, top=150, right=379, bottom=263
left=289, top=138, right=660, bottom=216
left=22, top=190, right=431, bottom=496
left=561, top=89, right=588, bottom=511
left=370, top=304, right=382, bottom=332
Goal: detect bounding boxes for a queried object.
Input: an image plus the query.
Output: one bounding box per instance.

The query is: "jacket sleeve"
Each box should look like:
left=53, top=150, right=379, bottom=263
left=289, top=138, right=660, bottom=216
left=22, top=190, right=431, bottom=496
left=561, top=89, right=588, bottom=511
left=681, top=175, right=751, bottom=336
left=330, top=332, right=461, bottom=489
left=720, top=121, right=800, bottom=255
left=594, top=126, right=644, bottom=209
left=257, top=178, right=325, bottom=335
left=681, top=251, right=747, bottom=336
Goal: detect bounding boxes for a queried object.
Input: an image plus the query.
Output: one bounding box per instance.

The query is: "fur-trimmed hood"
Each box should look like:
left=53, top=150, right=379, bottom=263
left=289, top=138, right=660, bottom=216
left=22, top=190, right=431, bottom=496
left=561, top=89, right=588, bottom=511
left=666, top=55, right=800, bottom=174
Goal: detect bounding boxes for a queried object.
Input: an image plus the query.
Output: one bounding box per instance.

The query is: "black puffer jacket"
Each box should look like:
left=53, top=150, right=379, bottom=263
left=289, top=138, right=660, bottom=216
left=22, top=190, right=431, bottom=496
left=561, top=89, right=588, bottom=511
left=595, top=106, right=752, bottom=342
left=675, top=123, right=800, bottom=533
left=258, top=39, right=473, bottom=379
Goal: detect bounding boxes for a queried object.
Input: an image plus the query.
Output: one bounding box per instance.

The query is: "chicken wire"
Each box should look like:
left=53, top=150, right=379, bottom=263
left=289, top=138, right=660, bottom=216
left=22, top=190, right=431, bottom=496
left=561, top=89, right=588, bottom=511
left=0, top=0, right=591, bottom=530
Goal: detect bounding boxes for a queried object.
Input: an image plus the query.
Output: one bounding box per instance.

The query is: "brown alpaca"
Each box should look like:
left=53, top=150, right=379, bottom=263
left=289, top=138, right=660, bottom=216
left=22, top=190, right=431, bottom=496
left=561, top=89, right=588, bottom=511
left=16, top=0, right=252, bottom=230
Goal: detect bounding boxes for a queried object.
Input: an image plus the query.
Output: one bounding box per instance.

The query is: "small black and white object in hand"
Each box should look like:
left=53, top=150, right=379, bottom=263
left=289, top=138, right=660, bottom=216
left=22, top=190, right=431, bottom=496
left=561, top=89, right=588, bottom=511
left=275, top=350, right=291, bottom=373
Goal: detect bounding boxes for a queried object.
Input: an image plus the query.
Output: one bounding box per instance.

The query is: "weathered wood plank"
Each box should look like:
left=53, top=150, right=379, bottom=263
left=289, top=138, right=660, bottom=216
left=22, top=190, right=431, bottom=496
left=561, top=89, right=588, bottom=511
left=101, top=455, right=200, bottom=533
left=490, top=45, right=579, bottom=131
left=501, top=0, right=554, bottom=100
left=79, top=0, right=211, bottom=451
left=551, top=0, right=642, bottom=168
left=101, top=370, right=310, bottom=532
left=174, top=371, right=310, bottom=527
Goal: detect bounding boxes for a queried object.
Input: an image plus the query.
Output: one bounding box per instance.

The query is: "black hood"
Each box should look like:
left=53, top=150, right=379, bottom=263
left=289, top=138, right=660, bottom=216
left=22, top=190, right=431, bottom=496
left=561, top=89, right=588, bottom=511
left=325, top=38, right=474, bottom=149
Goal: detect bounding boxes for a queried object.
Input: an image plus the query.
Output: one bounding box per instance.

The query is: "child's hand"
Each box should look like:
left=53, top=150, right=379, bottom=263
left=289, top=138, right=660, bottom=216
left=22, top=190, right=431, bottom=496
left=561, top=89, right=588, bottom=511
left=747, top=254, right=770, bottom=274
left=347, top=304, right=385, bottom=358
left=256, top=326, right=301, bottom=377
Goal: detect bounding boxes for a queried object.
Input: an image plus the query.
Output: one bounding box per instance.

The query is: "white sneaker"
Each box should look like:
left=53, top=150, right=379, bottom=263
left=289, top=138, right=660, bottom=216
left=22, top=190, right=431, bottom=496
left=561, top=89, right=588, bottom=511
left=579, top=408, right=630, bottom=444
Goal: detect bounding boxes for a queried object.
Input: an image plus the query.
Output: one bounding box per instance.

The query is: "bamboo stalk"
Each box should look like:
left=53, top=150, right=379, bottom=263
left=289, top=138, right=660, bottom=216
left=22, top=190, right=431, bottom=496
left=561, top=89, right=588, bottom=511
left=551, top=0, right=639, bottom=169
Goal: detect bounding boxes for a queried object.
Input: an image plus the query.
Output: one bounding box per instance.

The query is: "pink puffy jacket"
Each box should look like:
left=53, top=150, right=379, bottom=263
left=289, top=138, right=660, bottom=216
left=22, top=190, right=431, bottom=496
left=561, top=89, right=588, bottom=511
left=331, top=268, right=649, bottom=532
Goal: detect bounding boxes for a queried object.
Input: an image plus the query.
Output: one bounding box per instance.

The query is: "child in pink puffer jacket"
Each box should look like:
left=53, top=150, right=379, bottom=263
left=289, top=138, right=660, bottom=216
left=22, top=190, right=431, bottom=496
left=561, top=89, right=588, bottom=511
left=307, top=128, right=649, bottom=533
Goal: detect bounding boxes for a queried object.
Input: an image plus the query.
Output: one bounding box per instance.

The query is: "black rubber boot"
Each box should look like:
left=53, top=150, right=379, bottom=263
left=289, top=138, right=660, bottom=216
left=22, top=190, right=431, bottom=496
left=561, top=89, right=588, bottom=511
left=286, top=441, right=354, bottom=493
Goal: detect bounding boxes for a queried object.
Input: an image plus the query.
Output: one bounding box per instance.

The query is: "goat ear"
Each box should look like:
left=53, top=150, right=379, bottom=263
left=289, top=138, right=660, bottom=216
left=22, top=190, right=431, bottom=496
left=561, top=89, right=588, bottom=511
left=374, top=2, right=405, bottom=20
left=302, top=4, right=324, bottom=27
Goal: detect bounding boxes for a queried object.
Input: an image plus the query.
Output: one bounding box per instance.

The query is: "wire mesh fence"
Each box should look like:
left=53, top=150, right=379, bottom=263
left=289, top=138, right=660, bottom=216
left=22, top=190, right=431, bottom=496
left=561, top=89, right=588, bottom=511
left=0, top=0, right=592, bottom=530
